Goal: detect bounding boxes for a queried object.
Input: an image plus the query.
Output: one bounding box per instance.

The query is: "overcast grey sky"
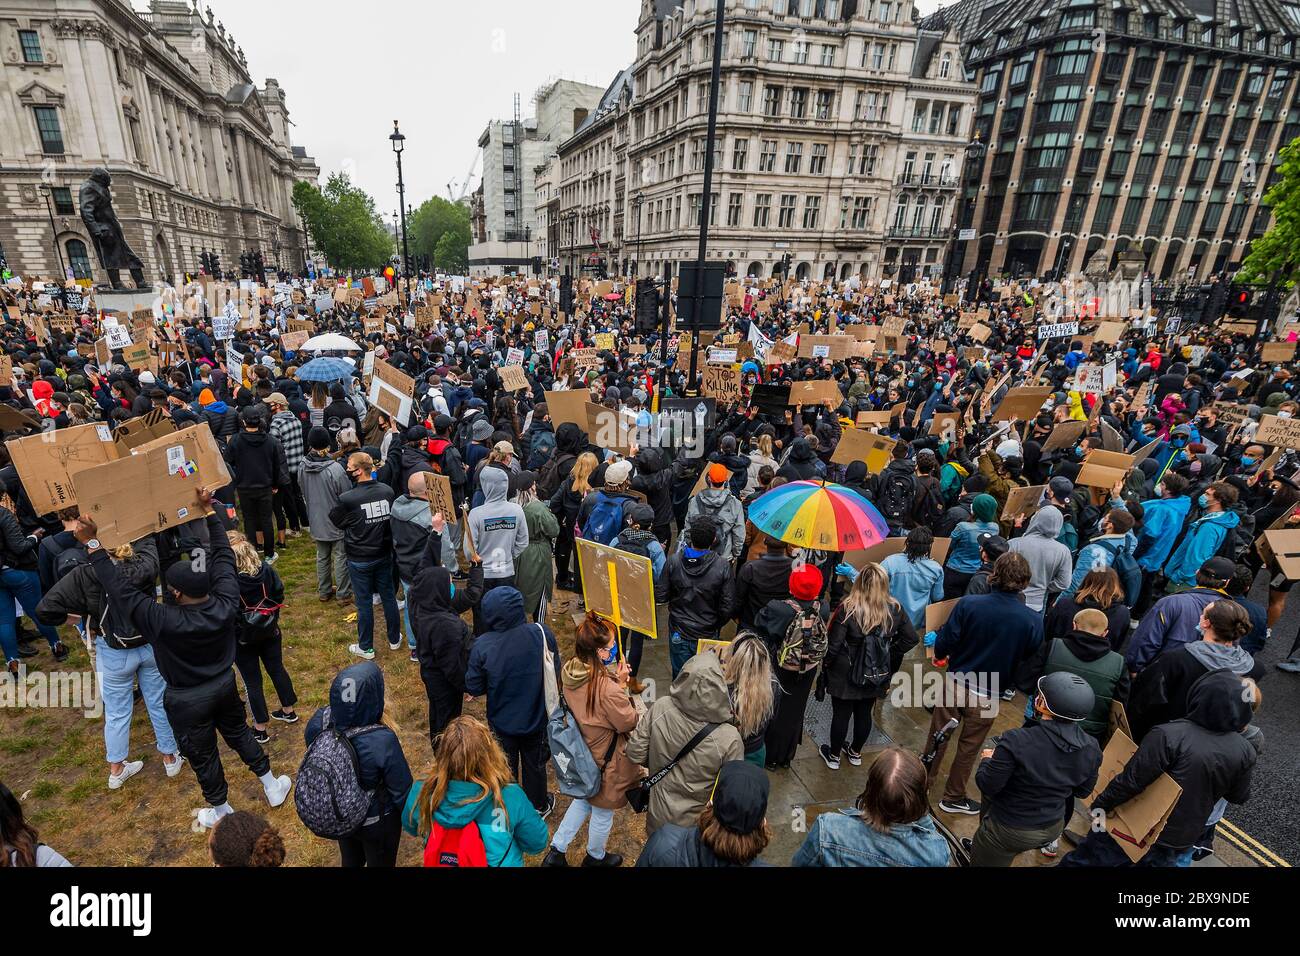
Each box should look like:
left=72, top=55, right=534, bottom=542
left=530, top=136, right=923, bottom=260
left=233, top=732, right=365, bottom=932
left=209, top=0, right=942, bottom=212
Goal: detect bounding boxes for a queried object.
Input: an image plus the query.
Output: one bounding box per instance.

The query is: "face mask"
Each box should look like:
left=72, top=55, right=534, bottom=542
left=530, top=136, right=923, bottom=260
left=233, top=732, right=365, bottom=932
left=1154, top=483, right=1164, bottom=497
left=1241, top=456, right=1257, bottom=468
left=600, top=643, right=619, bottom=666
left=907, top=380, right=916, bottom=389
left=1280, top=411, right=1293, bottom=419
left=1198, top=494, right=1210, bottom=508
left=1172, top=439, right=1186, bottom=448
left=1073, top=447, right=1085, bottom=459
left=933, top=382, right=943, bottom=392
left=1195, top=623, right=1205, bottom=639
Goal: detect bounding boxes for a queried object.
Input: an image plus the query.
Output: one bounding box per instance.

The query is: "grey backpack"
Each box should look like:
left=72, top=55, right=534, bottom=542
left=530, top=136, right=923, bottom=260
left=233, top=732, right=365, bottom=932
left=547, top=692, right=618, bottom=800
left=294, top=706, right=383, bottom=839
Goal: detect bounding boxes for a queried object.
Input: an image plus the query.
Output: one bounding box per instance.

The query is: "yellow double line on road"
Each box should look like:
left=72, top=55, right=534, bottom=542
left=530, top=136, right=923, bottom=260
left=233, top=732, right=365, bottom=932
left=1218, top=818, right=1291, bottom=867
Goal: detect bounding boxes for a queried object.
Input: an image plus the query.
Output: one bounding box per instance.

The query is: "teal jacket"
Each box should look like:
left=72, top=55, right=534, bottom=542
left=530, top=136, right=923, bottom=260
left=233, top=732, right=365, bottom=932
left=401, top=779, right=549, bottom=867
left=1134, top=495, right=1192, bottom=573
left=1164, top=509, right=1240, bottom=588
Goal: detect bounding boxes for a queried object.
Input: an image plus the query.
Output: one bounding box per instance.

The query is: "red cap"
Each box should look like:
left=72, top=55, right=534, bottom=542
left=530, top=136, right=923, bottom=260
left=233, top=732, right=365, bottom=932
left=789, top=564, right=823, bottom=601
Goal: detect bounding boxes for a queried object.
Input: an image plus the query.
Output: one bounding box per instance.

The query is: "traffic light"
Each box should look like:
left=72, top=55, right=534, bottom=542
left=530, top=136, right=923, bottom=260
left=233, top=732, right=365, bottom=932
left=559, top=273, right=574, bottom=316
left=239, top=252, right=251, bottom=279
left=210, top=253, right=221, bottom=278
left=635, top=278, right=660, bottom=333
left=1227, top=284, right=1252, bottom=319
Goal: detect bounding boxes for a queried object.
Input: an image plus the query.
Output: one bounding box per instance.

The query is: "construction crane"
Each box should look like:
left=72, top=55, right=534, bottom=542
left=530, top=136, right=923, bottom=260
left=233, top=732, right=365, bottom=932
left=447, top=150, right=481, bottom=203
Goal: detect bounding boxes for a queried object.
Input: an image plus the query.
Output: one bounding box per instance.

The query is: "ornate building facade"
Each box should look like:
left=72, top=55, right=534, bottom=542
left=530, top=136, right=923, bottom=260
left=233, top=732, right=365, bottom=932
left=0, top=0, right=318, bottom=287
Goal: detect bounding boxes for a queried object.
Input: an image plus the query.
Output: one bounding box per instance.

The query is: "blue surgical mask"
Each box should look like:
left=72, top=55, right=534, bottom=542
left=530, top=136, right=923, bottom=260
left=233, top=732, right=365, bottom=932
left=1198, top=494, right=1209, bottom=508
left=449, top=582, right=456, bottom=599
left=1195, top=623, right=1205, bottom=638
left=600, top=643, right=619, bottom=666
left=907, top=380, right=916, bottom=389
left=1073, top=447, right=1085, bottom=459
left=1241, top=456, right=1257, bottom=468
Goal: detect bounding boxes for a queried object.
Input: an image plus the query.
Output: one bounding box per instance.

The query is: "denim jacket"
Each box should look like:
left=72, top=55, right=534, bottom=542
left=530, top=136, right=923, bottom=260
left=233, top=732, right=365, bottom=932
left=792, top=810, right=952, bottom=867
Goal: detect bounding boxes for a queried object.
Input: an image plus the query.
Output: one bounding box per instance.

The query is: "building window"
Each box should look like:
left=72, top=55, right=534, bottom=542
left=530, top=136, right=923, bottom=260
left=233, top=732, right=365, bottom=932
left=51, top=186, right=75, bottom=215
left=738, top=80, right=753, bottom=112
left=871, top=42, right=885, bottom=70
left=33, top=106, right=63, bottom=155
left=733, top=138, right=749, bottom=170
left=768, top=38, right=784, bottom=62
left=863, top=144, right=879, bottom=176
left=759, top=139, right=778, bottom=172
left=753, top=194, right=772, bottom=227
left=19, top=30, right=43, bottom=63
left=791, top=88, right=808, bottom=119
left=793, top=38, right=809, bottom=65
left=742, top=29, right=757, bottom=59
left=815, top=90, right=834, bottom=120
left=778, top=194, right=798, bottom=229
left=1060, top=9, right=1095, bottom=29
left=852, top=196, right=872, bottom=229
left=803, top=196, right=821, bottom=229
left=940, top=52, right=952, bottom=79
left=785, top=142, right=804, bottom=173
left=66, top=239, right=92, bottom=279
left=821, top=44, right=836, bottom=67
left=697, top=82, right=709, bottom=115
left=763, top=85, right=783, bottom=117
left=810, top=143, right=828, bottom=175
left=728, top=193, right=743, bottom=227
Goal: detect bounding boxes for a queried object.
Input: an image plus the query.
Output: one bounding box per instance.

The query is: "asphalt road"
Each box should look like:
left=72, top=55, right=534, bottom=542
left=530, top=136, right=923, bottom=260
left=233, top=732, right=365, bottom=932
left=1217, top=574, right=1300, bottom=867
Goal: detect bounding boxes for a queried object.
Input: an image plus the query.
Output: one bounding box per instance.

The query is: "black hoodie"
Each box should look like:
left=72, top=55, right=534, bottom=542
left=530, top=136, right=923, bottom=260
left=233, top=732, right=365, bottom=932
left=409, top=532, right=484, bottom=693
left=1093, top=669, right=1256, bottom=851
left=977, top=710, right=1103, bottom=829
left=777, top=438, right=819, bottom=482
left=225, top=430, right=289, bottom=491
left=656, top=546, right=736, bottom=640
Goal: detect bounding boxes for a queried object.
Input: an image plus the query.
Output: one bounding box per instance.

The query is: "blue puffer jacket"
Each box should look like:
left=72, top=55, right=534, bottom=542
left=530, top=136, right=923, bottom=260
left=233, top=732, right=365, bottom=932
left=1163, top=510, right=1240, bottom=588
left=1134, top=495, right=1193, bottom=572
left=304, top=662, right=413, bottom=824
left=792, top=811, right=951, bottom=867
left=1125, top=587, right=1226, bottom=673
left=464, top=587, right=560, bottom=736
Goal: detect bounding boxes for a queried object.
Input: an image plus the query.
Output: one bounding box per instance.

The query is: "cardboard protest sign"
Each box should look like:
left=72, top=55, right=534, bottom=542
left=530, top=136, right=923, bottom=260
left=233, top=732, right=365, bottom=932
left=789, top=379, right=843, bottom=408
left=992, top=387, right=1053, bottom=423
left=798, top=335, right=852, bottom=360
left=1261, top=341, right=1296, bottom=362
left=926, top=598, right=961, bottom=634
left=768, top=340, right=798, bottom=363
left=112, top=408, right=176, bottom=452
left=856, top=410, right=893, bottom=428
left=1076, top=449, right=1134, bottom=488
left=929, top=411, right=962, bottom=438
left=6, top=423, right=119, bottom=514
left=1088, top=729, right=1183, bottom=863
left=1001, top=484, right=1046, bottom=521
left=498, top=364, right=530, bottom=392
left=1095, top=321, right=1126, bottom=344
left=366, top=357, right=416, bottom=426
left=702, top=364, right=741, bottom=406
left=74, top=424, right=231, bottom=548
left=1258, top=530, right=1300, bottom=579
left=424, top=471, right=459, bottom=522
left=969, top=323, right=992, bottom=344
left=281, top=330, right=310, bottom=353
left=575, top=539, right=658, bottom=640
left=831, top=428, right=896, bottom=473
left=570, top=348, right=601, bottom=370
left=844, top=536, right=950, bottom=570
left=1041, top=420, right=1087, bottom=452
left=121, top=341, right=151, bottom=371
left=1255, top=414, right=1300, bottom=449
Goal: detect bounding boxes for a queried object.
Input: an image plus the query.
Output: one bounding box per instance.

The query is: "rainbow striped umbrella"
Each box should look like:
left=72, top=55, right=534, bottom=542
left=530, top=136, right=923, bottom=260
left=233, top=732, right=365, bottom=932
left=748, top=480, right=889, bottom=552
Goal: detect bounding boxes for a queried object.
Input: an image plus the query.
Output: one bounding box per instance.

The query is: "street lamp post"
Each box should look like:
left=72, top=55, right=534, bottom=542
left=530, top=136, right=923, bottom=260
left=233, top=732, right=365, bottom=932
left=39, top=185, right=69, bottom=308
left=633, top=192, right=644, bottom=279
left=390, top=120, right=411, bottom=305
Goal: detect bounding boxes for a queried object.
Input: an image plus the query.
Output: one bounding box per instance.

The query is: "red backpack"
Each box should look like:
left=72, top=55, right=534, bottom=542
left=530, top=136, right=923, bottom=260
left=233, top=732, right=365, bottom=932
left=422, top=820, right=488, bottom=868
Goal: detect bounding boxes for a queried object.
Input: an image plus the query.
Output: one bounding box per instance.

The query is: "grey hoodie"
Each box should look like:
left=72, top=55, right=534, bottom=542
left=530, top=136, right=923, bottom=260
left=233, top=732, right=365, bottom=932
left=679, top=486, right=746, bottom=562
left=298, top=452, right=352, bottom=542
left=466, top=466, right=529, bottom=579
left=1009, top=507, right=1072, bottom=612
left=1184, top=640, right=1257, bottom=676
left=390, top=494, right=432, bottom=584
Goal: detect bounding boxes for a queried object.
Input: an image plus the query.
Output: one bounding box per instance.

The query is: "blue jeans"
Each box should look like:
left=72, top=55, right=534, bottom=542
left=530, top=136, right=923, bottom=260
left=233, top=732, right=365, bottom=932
left=349, top=558, right=399, bottom=652
left=0, top=568, right=60, bottom=663
left=95, top=638, right=177, bottom=763
left=670, top=631, right=707, bottom=679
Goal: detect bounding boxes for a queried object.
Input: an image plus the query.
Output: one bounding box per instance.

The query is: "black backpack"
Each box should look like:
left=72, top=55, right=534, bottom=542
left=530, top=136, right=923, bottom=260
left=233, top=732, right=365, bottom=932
left=876, top=469, right=917, bottom=525
left=848, top=612, right=895, bottom=695
left=538, top=452, right=575, bottom=501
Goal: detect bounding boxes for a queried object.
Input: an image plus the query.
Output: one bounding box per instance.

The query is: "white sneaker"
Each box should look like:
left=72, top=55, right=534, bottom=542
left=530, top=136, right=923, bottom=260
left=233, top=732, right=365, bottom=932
left=108, top=760, right=144, bottom=790
left=372, top=593, right=382, bottom=606
left=397, top=598, right=406, bottom=611
left=264, top=774, right=292, bottom=808
left=163, top=754, right=186, bottom=778
left=349, top=644, right=375, bottom=661
left=194, top=805, right=232, bottom=830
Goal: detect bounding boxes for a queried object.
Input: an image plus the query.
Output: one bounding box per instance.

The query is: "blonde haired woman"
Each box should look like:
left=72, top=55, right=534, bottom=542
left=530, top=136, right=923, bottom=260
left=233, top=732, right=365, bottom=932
left=402, top=715, right=549, bottom=867
left=744, top=433, right=780, bottom=496
left=229, top=535, right=296, bottom=744
left=550, top=451, right=598, bottom=592
left=818, top=563, right=918, bottom=771
left=722, top=634, right=777, bottom=767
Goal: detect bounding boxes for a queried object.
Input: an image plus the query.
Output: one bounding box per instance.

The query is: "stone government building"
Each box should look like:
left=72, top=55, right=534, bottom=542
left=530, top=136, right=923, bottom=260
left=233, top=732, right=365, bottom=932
left=0, top=0, right=318, bottom=288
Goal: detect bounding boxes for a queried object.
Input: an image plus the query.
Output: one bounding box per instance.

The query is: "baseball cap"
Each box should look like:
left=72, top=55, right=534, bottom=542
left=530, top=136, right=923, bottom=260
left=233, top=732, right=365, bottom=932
left=605, top=459, right=633, bottom=485
left=1201, top=556, right=1237, bottom=583
left=1048, top=475, right=1075, bottom=499
left=267, top=392, right=288, bottom=407
left=711, top=761, right=770, bottom=835
left=493, top=440, right=515, bottom=457
left=978, top=534, right=1010, bottom=559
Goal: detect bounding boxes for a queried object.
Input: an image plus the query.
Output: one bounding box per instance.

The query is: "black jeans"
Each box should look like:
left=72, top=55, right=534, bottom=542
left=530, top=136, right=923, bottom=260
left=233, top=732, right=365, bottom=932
left=339, top=811, right=402, bottom=868
left=164, top=670, right=270, bottom=806
left=829, top=696, right=874, bottom=755
left=273, top=476, right=307, bottom=534
left=239, top=488, right=276, bottom=559
left=496, top=728, right=549, bottom=811
left=421, top=669, right=464, bottom=745
left=554, top=517, right=575, bottom=584
left=234, top=628, right=298, bottom=725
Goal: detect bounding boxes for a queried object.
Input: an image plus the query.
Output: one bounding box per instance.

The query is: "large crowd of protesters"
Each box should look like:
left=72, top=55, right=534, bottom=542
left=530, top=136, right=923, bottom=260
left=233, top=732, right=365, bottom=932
left=0, top=266, right=1293, bottom=869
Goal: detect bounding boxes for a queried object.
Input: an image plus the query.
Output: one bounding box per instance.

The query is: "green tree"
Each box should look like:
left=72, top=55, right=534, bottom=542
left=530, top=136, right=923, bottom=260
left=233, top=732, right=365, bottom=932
left=410, top=196, right=471, bottom=273
left=1240, top=137, right=1300, bottom=285
left=292, top=173, right=393, bottom=272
